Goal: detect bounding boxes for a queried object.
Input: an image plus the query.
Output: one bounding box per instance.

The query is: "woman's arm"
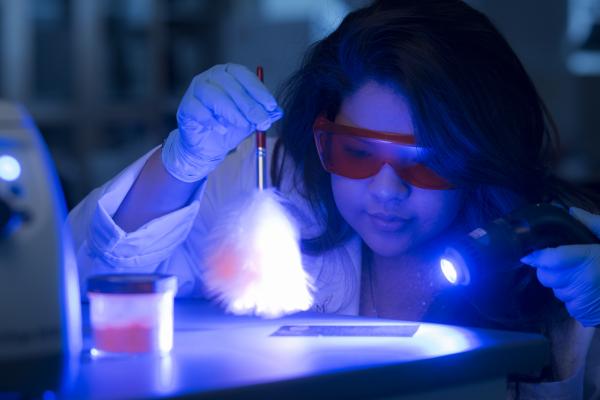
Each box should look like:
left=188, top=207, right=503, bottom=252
left=68, top=64, right=282, bottom=296
left=111, top=63, right=282, bottom=233
left=113, top=147, right=203, bottom=232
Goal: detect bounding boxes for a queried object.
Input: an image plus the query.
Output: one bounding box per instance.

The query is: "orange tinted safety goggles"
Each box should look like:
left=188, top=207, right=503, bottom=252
left=313, top=116, right=452, bottom=190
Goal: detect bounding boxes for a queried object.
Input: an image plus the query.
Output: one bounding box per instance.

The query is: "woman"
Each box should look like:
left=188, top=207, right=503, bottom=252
left=69, top=0, right=599, bottom=397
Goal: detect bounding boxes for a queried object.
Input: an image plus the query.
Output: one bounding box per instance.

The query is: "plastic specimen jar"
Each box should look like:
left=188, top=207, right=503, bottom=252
left=87, top=274, right=177, bottom=354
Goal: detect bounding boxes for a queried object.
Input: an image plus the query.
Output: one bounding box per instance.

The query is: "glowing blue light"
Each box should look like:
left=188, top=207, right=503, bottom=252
left=42, top=390, right=57, bottom=400
left=90, top=348, right=101, bottom=358
left=0, top=155, right=21, bottom=181
left=440, top=258, right=458, bottom=285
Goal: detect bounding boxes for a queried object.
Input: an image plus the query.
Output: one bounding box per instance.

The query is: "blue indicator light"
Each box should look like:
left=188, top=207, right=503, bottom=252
left=0, top=155, right=21, bottom=181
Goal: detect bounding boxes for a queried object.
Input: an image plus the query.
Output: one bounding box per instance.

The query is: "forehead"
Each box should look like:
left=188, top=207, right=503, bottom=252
left=335, top=80, right=414, bottom=135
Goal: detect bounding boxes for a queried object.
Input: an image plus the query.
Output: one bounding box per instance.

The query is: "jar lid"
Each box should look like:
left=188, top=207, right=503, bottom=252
left=87, top=274, right=178, bottom=294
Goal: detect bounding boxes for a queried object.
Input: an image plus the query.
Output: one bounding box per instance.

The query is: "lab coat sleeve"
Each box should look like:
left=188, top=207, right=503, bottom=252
left=67, top=146, right=204, bottom=297
left=68, top=137, right=262, bottom=298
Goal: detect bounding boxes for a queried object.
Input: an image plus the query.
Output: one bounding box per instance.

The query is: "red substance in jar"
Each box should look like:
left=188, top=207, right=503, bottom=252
left=94, top=323, right=157, bottom=353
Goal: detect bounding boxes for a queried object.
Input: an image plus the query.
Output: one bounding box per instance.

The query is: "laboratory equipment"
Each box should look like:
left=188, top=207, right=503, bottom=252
left=440, top=203, right=600, bottom=286
left=0, top=101, right=81, bottom=395
left=87, top=274, right=177, bottom=354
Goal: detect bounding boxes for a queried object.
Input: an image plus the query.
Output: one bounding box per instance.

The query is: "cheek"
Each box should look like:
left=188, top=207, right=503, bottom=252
left=412, top=189, right=463, bottom=232
left=330, top=175, right=365, bottom=216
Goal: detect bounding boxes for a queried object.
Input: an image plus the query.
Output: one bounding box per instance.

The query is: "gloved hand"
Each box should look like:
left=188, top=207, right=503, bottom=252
left=162, top=63, right=283, bottom=182
left=521, top=207, right=600, bottom=327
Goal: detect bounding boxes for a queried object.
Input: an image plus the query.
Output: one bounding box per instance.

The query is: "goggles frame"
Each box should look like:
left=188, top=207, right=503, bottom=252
left=312, top=116, right=452, bottom=190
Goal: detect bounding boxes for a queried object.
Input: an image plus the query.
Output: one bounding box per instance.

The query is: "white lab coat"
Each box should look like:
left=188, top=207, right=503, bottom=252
left=68, top=135, right=598, bottom=399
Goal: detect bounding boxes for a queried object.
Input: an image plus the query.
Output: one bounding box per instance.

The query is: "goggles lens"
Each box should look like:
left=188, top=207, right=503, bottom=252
left=313, top=117, right=452, bottom=190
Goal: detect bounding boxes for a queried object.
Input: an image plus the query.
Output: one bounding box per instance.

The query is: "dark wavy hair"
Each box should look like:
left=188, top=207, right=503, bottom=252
left=271, top=0, right=598, bottom=329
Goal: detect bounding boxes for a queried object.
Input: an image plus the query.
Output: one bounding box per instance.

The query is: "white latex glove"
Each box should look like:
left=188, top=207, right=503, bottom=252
left=521, top=207, right=600, bottom=327
left=162, top=63, right=283, bottom=182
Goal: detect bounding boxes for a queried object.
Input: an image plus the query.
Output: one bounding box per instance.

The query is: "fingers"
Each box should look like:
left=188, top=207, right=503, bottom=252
left=224, top=63, right=280, bottom=112
left=191, top=79, right=252, bottom=130
left=535, top=265, right=578, bottom=289
left=552, top=286, right=578, bottom=303
left=524, top=244, right=600, bottom=291
left=553, top=284, right=600, bottom=327
left=570, top=207, right=600, bottom=237
left=197, top=64, right=281, bottom=131
left=177, top=92, right=228, bottom=146
left=520, top=245, right=593, bottom=270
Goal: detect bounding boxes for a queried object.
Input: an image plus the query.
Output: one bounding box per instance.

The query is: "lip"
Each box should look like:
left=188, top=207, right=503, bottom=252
left=367, top=212, right=410, bottom=231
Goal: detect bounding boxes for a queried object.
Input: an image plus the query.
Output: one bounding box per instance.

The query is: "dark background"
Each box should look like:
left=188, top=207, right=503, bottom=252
left=0, top=0, right=598, bottom=208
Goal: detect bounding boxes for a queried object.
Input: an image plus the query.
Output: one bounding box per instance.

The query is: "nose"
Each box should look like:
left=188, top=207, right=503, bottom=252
left=368, top=164, right=410, bottom=203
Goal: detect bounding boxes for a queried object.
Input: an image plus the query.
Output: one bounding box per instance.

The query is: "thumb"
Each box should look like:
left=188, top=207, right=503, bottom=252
left=570, top=207, right=600, bottom=238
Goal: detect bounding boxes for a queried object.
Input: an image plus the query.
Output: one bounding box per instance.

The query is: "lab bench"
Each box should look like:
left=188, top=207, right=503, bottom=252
left=60, top=300, right=548, bottom=399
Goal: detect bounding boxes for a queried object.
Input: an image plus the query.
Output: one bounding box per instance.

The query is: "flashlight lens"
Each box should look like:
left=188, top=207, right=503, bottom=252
left=440, top=258, right=458, bottom=285
left=0, top=155, right=21, bottom=181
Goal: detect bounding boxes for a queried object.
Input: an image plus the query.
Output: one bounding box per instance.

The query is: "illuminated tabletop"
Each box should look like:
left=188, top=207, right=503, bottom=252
left=63, top=300, right=549, bottom=399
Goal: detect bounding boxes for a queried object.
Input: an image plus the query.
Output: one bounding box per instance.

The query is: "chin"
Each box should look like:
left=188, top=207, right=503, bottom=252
left=363, top=234, right=413, bottom=258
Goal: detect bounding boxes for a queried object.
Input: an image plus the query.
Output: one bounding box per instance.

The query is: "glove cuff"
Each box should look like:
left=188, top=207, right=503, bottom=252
left=161, top=129, right=224, bottom=183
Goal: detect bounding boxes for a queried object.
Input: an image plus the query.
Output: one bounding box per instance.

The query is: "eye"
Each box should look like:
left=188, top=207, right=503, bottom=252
left=342, top=144, right=373, bottom=159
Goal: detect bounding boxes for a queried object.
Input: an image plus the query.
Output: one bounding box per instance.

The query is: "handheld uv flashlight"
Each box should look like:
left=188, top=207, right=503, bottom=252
left=441, top=203, right=600, bottom=287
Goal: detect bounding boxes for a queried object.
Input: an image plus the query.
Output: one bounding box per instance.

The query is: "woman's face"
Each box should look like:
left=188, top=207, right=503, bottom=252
left=331, top=81, right=462, bottom=258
